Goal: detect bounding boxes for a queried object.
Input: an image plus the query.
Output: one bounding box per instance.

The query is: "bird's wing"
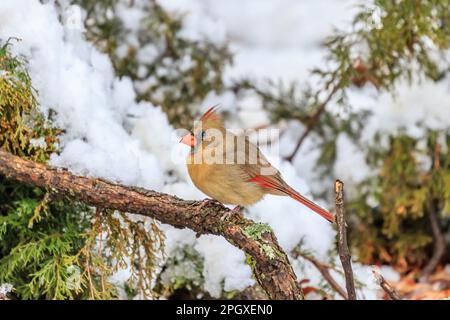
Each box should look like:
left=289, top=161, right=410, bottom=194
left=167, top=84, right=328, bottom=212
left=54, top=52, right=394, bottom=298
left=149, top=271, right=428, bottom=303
left=223, top=133, right=288, bottom=195
left=221, top=131, right=335, bottom=222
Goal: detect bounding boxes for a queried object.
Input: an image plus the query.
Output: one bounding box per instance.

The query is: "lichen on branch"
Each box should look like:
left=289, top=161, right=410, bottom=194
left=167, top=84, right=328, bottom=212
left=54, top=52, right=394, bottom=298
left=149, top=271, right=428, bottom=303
left=0, top=149, right=303, bottom=300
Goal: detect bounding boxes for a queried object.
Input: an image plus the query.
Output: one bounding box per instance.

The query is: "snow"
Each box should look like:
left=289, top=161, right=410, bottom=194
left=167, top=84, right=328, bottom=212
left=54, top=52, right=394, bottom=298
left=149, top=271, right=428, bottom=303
left=356, top=80, right=450, bottom=141
left=29, top=137, right=47, bottom=149
left=161, top=0, right=227, bottom=45
left=3, top=0, right=442, bottom=299
left=177, top=0, right=361, bottom=83
left=195, top=236, right=255, bottom=296
left=0, top=283, right=13, bottom=296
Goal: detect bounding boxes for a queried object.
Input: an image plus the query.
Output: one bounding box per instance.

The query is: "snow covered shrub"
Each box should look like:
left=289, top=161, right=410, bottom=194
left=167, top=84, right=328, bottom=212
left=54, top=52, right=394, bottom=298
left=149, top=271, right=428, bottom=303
left=337, top=1, right=450, bottom=271
left=0, top=0, right=235, bottom=300
left=154, top=245, right=206, bottom=299
left=230, top=0, right=450, bottom=272
left=0, top=40, right=164, bottom=299
left=1, top=0, right=449, bottom=300
left=0, top=39, right=60, bottom=162
left=73, top=0, right=232, bottom=128
left=0, top=40, right=91, bottom=299
left=349, top=131, right=450, bottom=270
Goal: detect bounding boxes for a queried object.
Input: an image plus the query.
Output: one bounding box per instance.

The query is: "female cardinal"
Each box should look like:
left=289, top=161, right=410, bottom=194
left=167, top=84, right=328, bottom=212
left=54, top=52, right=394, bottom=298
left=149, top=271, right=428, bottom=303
left=180, top=106, right=335, bottom=223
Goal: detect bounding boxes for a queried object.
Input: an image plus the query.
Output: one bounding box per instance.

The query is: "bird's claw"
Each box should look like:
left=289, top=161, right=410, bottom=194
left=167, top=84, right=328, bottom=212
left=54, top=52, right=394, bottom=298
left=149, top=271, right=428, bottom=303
left=195, top=198, right=217, bottom=213
left=221, top=206, right=243, bottom=221
left=195, top=200, right=243, bottom=221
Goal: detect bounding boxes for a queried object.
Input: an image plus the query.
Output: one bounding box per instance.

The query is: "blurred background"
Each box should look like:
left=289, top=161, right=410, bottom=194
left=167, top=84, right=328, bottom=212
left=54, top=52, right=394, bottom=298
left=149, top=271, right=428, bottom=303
left=0, top=0, right=449, bottom=300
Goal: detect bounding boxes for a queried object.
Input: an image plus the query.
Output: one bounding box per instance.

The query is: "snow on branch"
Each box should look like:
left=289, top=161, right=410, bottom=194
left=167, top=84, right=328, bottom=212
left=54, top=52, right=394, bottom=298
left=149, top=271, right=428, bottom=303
left=0, top=149, right=303, bottom=300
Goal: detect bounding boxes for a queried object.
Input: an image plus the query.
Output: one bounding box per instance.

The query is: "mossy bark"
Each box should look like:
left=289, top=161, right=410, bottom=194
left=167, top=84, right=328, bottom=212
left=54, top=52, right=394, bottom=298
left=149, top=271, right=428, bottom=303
left=0, top=149, right=303, bottom=300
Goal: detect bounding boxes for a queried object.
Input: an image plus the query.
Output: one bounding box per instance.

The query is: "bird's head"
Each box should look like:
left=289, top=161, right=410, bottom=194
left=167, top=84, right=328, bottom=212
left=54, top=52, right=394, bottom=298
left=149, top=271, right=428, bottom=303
left=180, top=105, right=225, bottom=152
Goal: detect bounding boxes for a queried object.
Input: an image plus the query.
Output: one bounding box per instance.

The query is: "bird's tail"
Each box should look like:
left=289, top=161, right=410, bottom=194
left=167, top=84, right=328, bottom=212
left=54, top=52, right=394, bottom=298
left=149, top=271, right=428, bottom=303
left=249, top=175, right=335, bottom=223
left=286, top=188, right=335, bottom=223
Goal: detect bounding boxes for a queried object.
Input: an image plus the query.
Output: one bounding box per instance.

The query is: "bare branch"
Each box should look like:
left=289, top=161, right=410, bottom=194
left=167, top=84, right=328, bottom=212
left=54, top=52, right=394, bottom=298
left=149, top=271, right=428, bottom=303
left=422, top=200, right=446, bottom=279
left=284, top=83, right=340, bottom=162
left=372, top=268, right=402, bottom=300
left=421, top=143, right=446, bottom=279
left=0, top=149, right=303, bottom=300
left=335, top=180, right=357, bottom=300
left=292, top=248, right=348, bottom=299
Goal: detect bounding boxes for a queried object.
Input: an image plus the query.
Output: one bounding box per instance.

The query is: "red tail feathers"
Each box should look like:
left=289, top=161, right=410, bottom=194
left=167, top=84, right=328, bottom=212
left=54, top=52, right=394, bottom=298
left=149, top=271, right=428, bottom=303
left=287, top=189, right=335, bottom=223
left=249, top=175, right=335, bottom=223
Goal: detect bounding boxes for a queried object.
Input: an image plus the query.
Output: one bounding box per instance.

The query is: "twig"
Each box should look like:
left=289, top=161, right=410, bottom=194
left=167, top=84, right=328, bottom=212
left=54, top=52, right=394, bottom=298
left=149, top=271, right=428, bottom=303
left=421, top=143, right=446, bottom=279
left=421, top=199, right=446, bottom=279
left=284, top=84, right=340, bottom=162
left=95, top=208, right=106, bottom=293
left=0, top=149, right=302, bottom=300
left=335, top=180, right=357, bottom=300
left=371, top=268, right=402, bottom=300
left=292, top=249, right=348, bottom=299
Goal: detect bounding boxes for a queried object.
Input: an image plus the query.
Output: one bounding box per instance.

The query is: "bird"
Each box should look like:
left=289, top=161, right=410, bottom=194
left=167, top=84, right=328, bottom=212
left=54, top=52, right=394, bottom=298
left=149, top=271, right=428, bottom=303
left=180, top=106, right=335, bottom=223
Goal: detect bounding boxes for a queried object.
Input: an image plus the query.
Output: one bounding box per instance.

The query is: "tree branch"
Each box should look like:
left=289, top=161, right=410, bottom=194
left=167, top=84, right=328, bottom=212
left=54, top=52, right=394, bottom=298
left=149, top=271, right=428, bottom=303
left=292, top=248, right=348, bottom=299
left=421, top=142, right=446, bottom=279
left=284, top=84, right=340, bottom=163
left=371, top=268, right=402, bottom=300
left=421, top=199, right=446, bottom=279
left=0, top=149, right=303, bottom=300
left=335, top=180, right=357, bottom=300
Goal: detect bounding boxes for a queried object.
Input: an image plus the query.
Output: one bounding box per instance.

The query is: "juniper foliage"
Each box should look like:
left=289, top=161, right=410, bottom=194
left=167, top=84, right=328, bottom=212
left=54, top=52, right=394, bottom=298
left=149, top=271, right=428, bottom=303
left=73, top=0, right=232, bottom=128
left=231, top=1, right=450, bottom=269
left=0, top=40, right=164, bottom=299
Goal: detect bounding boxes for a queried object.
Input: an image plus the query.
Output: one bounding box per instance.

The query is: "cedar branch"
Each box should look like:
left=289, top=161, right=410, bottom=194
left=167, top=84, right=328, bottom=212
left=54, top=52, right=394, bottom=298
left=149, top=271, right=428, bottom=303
left=0, top=149, right=302, bottom=300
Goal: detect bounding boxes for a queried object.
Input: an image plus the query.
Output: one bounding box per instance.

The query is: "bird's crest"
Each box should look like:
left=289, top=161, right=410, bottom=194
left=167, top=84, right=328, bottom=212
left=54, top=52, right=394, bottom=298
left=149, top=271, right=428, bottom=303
left=199, top=105, right=223, bottom=129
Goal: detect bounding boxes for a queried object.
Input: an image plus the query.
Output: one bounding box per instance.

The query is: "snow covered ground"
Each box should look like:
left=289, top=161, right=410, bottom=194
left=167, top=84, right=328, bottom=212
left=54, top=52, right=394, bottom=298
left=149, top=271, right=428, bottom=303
left=6, top=0, right=449, bottom=299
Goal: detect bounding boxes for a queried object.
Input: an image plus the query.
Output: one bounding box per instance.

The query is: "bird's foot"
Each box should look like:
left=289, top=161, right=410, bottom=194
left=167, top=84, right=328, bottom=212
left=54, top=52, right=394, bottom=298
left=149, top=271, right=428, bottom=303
left=195, top=198, right=217, bottom=213
left=221, top=205, right=243, bottom=221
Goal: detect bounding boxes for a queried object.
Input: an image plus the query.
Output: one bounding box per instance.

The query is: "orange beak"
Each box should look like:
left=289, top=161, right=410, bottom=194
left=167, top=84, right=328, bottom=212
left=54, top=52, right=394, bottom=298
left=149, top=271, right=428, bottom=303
left=180, top=133, right=197, bottom=147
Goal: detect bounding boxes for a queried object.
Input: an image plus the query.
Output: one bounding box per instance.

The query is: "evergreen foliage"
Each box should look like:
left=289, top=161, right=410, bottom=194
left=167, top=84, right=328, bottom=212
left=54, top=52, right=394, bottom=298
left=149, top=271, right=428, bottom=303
left=232, top=0, right=450, bottom=270
left=349, top=131, right=450, bottom=270
left=74, top=0, right=232, bottom=128
left=1, top=0, right=450, bottom=299
left=0, top=40, right=164, bottom=299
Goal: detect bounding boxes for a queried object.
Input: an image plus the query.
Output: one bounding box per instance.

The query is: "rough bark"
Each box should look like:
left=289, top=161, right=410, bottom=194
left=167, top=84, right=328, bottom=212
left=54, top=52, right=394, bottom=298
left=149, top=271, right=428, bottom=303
left=335, top=180, right=357, bottom=300
left=371, top=268, right=402, bottom=300
left=0, top=149, right=302, bottom=300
